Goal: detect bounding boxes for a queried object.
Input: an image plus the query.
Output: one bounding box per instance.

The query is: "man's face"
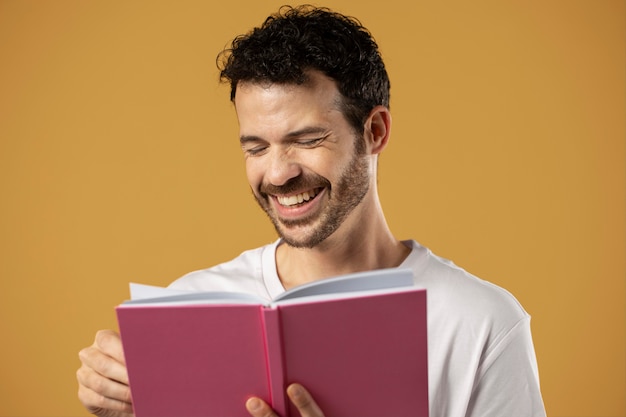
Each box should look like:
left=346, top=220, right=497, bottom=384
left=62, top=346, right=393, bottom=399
left=235, top=72, right=372, bottom=248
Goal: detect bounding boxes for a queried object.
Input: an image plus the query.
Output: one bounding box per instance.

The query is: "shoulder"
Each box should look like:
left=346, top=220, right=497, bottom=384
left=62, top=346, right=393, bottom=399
left=408, top=240, right=527, bottom=313
left=405, top=240, right=530, bottom=343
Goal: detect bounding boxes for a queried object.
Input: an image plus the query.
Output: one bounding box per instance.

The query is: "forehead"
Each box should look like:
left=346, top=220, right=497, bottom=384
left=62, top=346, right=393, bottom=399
left=234, top=72, right=345, bottom=137
left=234, top=71, right=341, bottom=119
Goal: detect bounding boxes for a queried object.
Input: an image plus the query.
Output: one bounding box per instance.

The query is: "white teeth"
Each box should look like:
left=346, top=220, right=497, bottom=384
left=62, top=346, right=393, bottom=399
left=277, top=190, right=317, bottom=207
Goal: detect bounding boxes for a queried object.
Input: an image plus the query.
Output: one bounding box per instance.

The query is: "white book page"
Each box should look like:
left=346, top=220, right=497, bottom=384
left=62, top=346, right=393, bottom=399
left=124, top=283, right=265, bottom=306
left=122, top=291, right=265, bottom=306
left=273, top=268, right=415, bottom=302
left=121, top=268, right=415, bottom=307
left=129, top=283, right=194, bottom=300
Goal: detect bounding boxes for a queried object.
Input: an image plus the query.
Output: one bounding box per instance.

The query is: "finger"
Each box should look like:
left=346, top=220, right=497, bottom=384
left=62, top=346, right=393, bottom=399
left=245, top=397, right=277, bottom=417
left=287, top=383, right=324, bottom=417
left=95, top=329, right=127, bottom=365
left=77, top=378, right=133, bottom=416
left=79, top=345, right=129, bottom=385
left=76, top=363, right=132, bottom=405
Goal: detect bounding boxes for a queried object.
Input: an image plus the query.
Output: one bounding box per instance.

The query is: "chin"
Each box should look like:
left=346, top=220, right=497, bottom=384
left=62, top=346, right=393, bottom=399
left=278, top=225, right=335, bottom=249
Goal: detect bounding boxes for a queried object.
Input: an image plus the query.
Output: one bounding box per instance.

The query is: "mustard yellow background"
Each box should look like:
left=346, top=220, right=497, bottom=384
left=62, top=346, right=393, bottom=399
left=0, top=1, right=624, bottom=416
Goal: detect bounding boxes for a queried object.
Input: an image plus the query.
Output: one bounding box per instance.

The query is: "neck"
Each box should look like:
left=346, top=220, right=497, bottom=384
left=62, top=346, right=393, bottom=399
left=275, top=199, right=410, bottom=290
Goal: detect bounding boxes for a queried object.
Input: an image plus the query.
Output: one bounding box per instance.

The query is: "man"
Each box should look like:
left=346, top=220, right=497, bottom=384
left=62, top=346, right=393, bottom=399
left=77, top=5, right=546, bottom=417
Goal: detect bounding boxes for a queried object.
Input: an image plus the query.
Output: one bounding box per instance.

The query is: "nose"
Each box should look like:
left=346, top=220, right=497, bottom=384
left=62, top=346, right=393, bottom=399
left=265, top=147, right=302, bottom=187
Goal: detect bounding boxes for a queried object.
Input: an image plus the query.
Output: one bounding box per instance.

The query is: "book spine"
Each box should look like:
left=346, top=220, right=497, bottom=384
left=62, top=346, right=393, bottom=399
left=261, top=307, right=288, bottom=417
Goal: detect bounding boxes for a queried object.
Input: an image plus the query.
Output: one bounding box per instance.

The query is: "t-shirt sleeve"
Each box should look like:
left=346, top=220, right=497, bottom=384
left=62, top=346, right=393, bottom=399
left=465, top=316, right=546, bottom=417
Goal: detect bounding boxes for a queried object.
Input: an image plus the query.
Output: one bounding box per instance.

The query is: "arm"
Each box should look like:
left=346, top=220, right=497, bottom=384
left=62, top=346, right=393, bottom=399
left=246, top=383, right=324, bottom=417
left=76, top=330, right=134, bottom=417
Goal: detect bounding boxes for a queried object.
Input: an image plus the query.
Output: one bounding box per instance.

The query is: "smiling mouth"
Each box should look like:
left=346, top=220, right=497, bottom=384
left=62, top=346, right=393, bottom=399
left=276, top=188, right=322, bottom=207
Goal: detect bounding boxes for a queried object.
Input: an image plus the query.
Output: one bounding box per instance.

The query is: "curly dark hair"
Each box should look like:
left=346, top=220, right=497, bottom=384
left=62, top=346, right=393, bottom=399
left=217, top=5, right=390, bottom=134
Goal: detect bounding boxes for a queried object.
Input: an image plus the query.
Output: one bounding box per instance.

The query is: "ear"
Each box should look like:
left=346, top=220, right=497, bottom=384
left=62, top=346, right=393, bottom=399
left=364, top=106, right=392, bottom=155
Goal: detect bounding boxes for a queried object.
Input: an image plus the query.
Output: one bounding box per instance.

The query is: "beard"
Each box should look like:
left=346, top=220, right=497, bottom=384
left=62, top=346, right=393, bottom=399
left=252, top=141, right=370, bottom=249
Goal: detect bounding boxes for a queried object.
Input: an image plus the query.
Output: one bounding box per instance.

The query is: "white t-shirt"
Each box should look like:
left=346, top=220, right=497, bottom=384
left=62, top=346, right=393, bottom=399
left=169, top=239, right=546, bottom=417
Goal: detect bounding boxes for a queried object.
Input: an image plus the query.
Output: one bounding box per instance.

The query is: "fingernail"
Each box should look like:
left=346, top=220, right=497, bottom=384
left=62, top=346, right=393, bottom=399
left=247, top=397, right=262, bottom=411
left=288, top=384, right=303, bottom=398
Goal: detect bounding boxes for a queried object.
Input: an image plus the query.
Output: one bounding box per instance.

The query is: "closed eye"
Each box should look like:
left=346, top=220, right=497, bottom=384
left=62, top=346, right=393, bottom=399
left=240, top=135, right=269, bottom=157
left=296, top=136, right=326, bottom=148
left=244, top=145, right=268, bottom=156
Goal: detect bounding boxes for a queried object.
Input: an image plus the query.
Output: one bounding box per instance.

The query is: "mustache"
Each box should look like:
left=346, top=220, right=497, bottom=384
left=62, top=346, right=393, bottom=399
left=259, top=174, right=330, bottom=197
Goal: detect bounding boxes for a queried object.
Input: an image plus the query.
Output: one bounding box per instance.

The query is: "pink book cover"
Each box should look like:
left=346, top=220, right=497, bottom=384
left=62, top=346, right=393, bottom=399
left=116, top=268, right=428, bottom=417
left=274, top=289, right=428, bottom=417
left=116, top=304, right=270, bottom=417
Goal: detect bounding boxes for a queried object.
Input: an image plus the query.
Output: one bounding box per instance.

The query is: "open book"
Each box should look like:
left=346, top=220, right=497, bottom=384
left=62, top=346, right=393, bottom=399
left=116, top=267, right=429, bottom=417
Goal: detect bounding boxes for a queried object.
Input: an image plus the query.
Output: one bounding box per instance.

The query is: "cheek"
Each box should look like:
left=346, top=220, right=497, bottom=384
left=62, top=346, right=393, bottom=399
left=311, top=151, right=351, bottom=181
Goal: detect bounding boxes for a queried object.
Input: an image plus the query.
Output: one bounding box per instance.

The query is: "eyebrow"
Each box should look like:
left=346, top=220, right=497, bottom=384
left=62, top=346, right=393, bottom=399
left=240, top=126, right=329, bottom=145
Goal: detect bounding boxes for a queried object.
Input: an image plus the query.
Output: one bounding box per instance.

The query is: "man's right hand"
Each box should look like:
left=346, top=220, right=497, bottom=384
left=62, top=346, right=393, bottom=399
left=77, top=330, right=134, bottom=417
